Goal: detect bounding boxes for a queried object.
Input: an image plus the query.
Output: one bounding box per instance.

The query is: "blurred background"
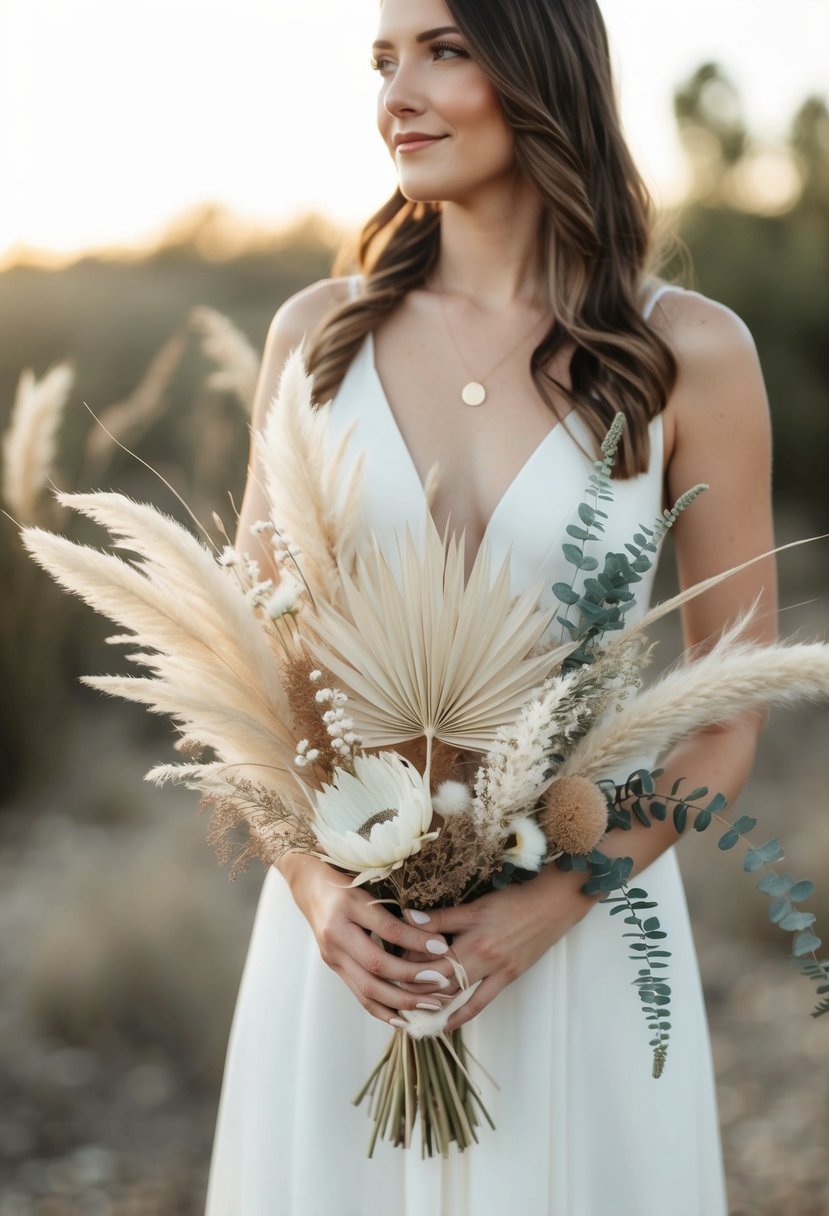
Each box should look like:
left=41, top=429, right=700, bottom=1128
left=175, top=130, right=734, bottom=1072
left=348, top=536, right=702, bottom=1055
left=1, top=1, right=828, bottom=1212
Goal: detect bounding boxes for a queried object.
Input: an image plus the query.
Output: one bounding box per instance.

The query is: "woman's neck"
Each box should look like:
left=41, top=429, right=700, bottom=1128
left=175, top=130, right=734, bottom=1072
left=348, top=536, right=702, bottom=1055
left=432, top=181, right=547, bottom=312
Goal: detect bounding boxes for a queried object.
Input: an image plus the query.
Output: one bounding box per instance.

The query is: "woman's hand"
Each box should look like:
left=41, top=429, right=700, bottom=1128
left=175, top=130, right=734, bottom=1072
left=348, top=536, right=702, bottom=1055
left=398, top=864, right=599, bottom=1032
left=278, top=854, right=457, bottom=1025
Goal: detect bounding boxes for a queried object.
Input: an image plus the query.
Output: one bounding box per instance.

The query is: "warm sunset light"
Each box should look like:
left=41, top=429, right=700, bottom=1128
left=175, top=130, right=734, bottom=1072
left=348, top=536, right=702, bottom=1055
left=0, top=0, right=826, bottom=266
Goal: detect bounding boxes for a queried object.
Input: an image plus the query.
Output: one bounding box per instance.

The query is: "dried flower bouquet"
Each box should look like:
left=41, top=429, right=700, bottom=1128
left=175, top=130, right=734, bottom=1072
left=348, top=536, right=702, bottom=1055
left=21, top=347, right=829, bottom=1157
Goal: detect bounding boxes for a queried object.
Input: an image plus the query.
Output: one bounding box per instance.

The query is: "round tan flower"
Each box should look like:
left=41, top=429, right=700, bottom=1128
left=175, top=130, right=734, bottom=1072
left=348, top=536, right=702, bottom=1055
left=537, top=776, right=608, bottom=855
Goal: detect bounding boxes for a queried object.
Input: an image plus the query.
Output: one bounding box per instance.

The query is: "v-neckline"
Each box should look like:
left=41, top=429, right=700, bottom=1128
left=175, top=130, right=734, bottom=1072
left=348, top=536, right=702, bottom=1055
left=366, top=329, right=576, bottom=564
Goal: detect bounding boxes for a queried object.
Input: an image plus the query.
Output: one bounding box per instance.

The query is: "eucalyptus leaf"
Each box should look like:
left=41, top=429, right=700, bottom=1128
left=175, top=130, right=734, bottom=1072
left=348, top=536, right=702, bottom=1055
left=789, top=880, right=815, bottom=903
left=793, top=930, right=823, bottom=957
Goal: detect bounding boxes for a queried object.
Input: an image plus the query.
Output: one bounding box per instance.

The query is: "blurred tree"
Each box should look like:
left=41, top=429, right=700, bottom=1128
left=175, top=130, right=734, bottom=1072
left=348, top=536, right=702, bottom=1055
left=791, top=96, right=829, bottom=232
left=667, top=67, right=829, bottom=526
left=674, top=62, right=749, bottom=202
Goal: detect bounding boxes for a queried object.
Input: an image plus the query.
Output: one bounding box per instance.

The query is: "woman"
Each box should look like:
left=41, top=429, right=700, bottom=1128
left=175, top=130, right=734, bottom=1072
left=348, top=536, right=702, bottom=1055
left=206, top=0, right=775, bottom=1211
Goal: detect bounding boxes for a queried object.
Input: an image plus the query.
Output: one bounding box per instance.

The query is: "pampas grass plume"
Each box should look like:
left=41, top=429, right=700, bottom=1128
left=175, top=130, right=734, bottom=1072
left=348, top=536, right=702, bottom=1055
left=538, top=776, right=609, bottom=855
left=2, top=361, right=74, bottom=523
left=190, top=306, right=259, bottom=413
left=84, top=333, right=186, bottom=467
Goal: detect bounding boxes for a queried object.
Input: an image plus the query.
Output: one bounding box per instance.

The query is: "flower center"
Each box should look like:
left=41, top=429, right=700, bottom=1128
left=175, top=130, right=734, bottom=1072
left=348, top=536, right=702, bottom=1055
left=357, top=808, right=398, bottom=839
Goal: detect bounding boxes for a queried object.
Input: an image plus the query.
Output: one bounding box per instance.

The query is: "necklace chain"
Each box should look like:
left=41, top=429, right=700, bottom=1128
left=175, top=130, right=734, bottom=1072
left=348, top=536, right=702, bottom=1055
left=433, top=267, right=551, bottom=407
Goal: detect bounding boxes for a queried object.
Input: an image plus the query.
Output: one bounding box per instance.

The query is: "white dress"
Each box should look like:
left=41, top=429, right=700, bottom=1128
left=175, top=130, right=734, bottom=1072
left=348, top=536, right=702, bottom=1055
left=205, top=278, right=728, bottom=1216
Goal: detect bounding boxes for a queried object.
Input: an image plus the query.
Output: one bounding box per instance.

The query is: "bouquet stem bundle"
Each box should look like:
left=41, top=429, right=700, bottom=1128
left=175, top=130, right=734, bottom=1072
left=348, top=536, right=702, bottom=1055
left=354, top=1028, right=494, bottom=1158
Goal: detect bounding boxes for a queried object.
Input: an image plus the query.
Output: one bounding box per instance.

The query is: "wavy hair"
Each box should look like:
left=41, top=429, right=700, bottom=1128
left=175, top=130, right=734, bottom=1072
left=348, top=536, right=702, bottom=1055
left=304, top=0, right=682, bottom=478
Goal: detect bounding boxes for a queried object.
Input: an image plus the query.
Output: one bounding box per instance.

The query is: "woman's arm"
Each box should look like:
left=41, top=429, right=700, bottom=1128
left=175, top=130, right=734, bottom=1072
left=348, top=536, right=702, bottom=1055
left=418, top=292, right=779, bottom=1031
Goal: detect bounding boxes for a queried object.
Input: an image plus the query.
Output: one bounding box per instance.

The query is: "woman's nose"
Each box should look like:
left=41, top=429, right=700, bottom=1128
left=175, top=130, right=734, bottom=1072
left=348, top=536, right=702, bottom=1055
left=383, top=63, right=426, bottom=118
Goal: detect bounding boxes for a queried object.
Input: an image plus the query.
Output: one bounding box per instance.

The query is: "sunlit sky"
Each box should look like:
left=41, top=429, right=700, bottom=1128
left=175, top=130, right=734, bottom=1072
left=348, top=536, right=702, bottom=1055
left=0, top=0, right=827, bottom=266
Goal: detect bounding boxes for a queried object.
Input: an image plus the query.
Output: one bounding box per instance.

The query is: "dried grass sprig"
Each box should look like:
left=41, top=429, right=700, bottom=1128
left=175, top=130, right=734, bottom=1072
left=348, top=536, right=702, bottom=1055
left=190, top=305, right=259, bottom=413
left=201, top=774, right=318, bottom=879
left=2, top=362, right=74, bottom=523
left=397, top=812, right=505, bottom=908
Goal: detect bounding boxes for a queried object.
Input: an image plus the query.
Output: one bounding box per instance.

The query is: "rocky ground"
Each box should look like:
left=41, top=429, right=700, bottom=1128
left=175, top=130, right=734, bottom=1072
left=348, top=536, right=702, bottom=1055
left=0, top=695, right=827, bottom=1216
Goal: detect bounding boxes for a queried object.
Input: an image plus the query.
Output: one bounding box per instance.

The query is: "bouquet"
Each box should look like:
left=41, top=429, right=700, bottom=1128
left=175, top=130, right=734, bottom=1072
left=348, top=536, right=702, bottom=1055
left=20, top=347, right=829, bottom=1158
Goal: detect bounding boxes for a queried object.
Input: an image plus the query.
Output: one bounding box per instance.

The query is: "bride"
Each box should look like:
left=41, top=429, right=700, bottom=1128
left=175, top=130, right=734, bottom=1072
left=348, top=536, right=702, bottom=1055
left=205, top=0, right=775, bottom=1211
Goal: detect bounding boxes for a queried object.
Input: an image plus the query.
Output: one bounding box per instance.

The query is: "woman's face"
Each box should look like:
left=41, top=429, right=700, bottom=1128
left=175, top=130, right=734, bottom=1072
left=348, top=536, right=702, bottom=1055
left=372, top=0, right=516, bottom=205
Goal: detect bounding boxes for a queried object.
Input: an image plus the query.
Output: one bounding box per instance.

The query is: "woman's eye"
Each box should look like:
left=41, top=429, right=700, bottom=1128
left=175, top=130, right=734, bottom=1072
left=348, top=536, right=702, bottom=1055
left=369, top=42, right=468, bottom=73
left=430, top=41, right=467, bottom=61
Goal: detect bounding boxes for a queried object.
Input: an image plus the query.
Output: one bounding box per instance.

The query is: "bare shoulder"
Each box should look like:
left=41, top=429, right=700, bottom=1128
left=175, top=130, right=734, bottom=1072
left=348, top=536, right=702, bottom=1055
left=649, top=286, right=775, bottom=646
left=269, top=276, right=352, bottom=346
left=251, top=276, right=352, bottom=426
left=649, top=287, right=771, bottom=477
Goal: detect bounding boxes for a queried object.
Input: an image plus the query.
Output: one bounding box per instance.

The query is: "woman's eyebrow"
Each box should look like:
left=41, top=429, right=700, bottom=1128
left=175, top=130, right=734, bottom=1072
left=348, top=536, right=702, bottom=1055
left=372, top=25, right=461, bottom=51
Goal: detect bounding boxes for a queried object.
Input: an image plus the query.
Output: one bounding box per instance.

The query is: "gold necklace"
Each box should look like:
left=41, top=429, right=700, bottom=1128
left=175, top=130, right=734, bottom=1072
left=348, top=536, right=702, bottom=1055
left=433, top=267, right=550, bottom=406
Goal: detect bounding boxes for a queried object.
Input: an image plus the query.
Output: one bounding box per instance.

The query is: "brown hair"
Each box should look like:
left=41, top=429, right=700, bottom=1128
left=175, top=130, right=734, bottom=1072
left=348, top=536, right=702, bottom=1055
left=304, top=0, right=681, bottom=478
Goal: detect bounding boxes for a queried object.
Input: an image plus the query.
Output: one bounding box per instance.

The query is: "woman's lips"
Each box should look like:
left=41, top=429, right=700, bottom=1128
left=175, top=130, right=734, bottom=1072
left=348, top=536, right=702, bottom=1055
left=396, top=136, right=447, bottom=153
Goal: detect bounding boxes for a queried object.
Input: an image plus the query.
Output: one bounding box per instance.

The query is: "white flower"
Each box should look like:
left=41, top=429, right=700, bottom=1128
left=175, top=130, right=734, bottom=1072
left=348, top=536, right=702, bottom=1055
left=217, top=545, right=238, bottom=567
left=263, top=576, right=303, bottom=619
left=502, top=814, right=548, bottom=872
left=432, top=780, right=473, bottom=818
left=311, top=752, right=438, bottom=885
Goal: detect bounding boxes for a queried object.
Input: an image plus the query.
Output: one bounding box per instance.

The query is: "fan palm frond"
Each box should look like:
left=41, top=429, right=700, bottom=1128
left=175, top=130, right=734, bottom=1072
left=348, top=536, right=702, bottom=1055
left=310, top=512, right=573, bottom=752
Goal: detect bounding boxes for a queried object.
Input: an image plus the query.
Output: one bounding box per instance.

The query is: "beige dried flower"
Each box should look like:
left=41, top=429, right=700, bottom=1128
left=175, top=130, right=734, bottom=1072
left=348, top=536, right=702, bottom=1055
left=537, top=776, right=609, bottom=855
left=399, top=811, right=504, bottom=907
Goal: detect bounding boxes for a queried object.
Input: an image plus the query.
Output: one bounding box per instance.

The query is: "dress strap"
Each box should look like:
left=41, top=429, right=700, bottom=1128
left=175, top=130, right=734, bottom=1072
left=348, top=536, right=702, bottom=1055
left=643, top=282, right=683, bottom=321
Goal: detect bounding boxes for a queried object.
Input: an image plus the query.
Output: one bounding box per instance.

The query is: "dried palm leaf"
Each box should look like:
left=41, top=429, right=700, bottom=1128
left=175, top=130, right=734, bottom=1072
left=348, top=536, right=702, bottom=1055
left=310, top=512, right=574, bottom=753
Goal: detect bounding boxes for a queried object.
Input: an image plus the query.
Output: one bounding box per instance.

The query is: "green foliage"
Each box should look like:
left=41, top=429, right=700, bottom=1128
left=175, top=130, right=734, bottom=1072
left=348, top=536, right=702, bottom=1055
left=603, top=879, right=672, bottom=1079
left=556, top=844, right=671, bottom=1077
left=552, top=415, right=707, bottom=669
left=792, top=958, right=829, bottom=1018
left=608, top=768, right=829, bottom=1016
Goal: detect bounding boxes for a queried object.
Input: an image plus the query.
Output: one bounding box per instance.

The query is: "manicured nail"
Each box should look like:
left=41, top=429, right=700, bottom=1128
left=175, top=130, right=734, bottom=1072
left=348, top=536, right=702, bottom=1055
left=415, top=969, right=450, bottom=988
left=416, top=1002, right=442, bottom=1011
left=426, top=938, right=449, bottom=955
left=406, top=909, right=431, bottom=924
left=390, top=1017, right=408, bottom=1028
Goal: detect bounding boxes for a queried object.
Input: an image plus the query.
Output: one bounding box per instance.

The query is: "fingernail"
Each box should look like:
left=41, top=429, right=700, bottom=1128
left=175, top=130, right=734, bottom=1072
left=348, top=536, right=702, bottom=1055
left=415, top=969, right=450, bottom=988
left=416, top=1002, right=442, bottom=1011
left=426, top=938, right=448, bottom=955
left=390, top=1017, right=408, bottom=1029
left=406, top=909, right=431, bottom=924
